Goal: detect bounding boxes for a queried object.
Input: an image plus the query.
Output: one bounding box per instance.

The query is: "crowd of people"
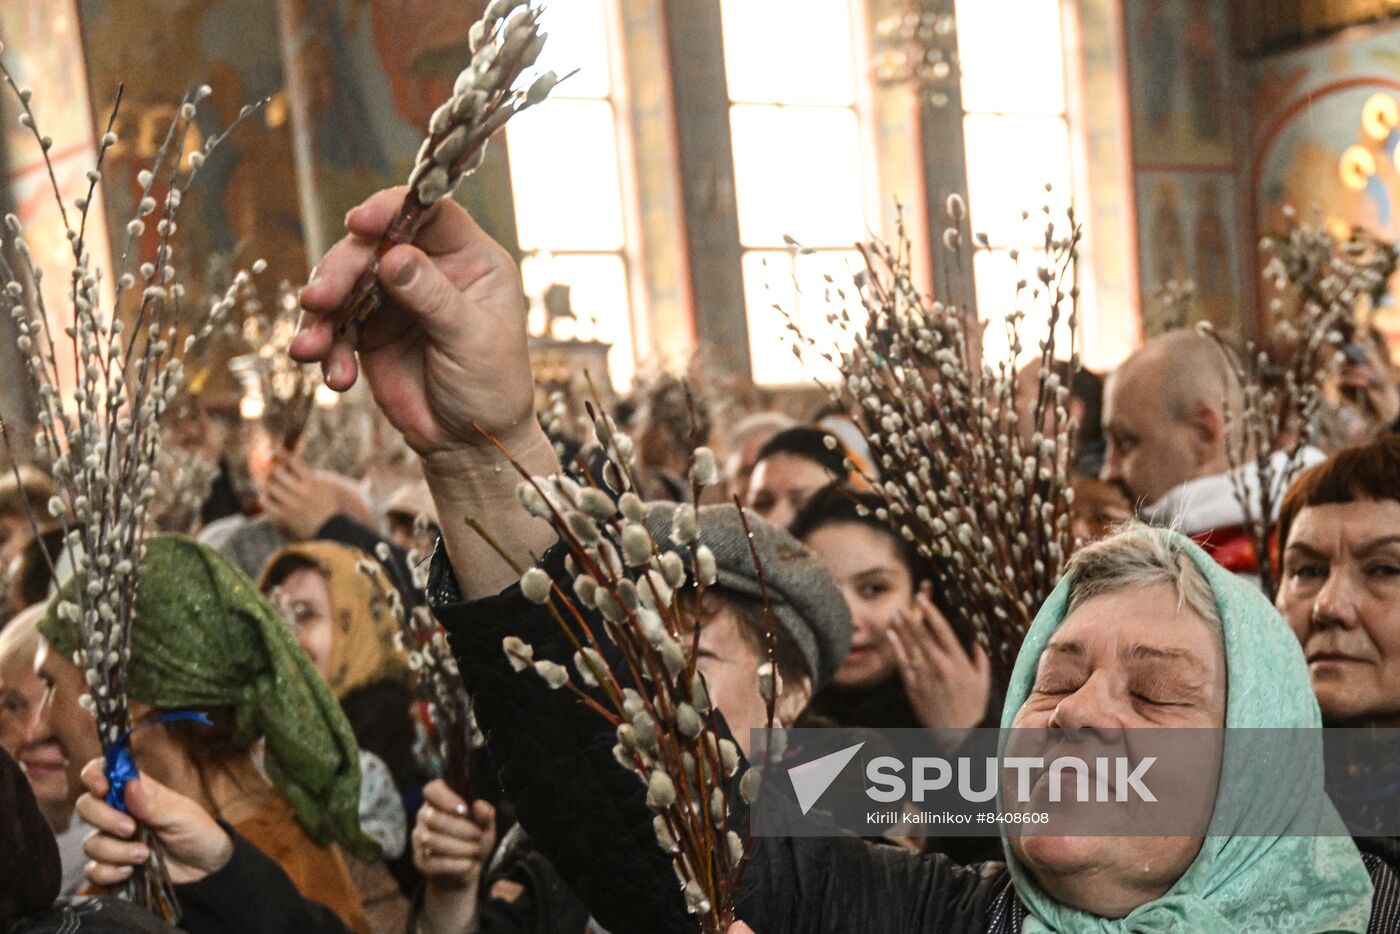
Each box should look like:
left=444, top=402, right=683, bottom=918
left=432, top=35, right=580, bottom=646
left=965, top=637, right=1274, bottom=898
left=1, top=185, right=1399, bottom=934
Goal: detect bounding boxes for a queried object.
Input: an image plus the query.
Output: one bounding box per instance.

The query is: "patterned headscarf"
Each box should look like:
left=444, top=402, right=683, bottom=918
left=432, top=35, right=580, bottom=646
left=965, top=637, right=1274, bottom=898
left=39, top=535, right=377, bottom=861
left=258, top=541, right=410, bottom=701
left=1000, top=527, right=1373, bottom=933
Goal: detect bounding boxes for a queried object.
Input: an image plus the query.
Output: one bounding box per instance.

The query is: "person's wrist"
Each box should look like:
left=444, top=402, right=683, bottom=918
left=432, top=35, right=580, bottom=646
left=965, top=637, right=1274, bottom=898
left=422, top=422, right=555, bottom=485
left=426, top=874, right=481, bottom=894
left=421, top=876, right=480, bottom=934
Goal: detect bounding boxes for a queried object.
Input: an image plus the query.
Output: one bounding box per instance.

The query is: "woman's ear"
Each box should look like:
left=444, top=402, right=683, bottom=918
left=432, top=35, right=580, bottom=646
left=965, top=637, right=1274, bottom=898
left=774, top=674, right=813, bottom=726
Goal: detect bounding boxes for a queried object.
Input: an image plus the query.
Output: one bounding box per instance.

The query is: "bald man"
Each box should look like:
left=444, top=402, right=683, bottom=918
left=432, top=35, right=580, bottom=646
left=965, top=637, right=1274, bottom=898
left=1101, top=330, right=1322, bottom=574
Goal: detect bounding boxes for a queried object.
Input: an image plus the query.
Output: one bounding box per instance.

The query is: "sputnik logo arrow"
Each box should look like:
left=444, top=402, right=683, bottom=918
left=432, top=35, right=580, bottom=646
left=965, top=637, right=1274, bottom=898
left=787, top=742, right=865, bottom=815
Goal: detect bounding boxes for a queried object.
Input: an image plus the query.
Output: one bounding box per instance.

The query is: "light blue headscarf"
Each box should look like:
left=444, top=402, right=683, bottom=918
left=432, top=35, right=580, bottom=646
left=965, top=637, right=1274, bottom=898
left=999, top=527, right=1373, bottom=933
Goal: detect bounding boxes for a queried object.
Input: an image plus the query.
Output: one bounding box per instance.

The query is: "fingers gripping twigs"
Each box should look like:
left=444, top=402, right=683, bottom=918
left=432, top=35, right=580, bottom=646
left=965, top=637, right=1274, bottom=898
left=75, top=758, right=234, bottom=887
left=413, top=779, right=496, bottom=887
left=330, top=0, right=561, bottom=338
left=292, top=189, right=538, bottom=459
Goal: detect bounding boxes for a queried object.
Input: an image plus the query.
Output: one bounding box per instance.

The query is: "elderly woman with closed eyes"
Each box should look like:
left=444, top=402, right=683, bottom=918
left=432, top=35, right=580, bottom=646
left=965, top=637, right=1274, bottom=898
left=432, top=514, right=1394, bottom=932
left=293, top=190, right=1396, bottom=934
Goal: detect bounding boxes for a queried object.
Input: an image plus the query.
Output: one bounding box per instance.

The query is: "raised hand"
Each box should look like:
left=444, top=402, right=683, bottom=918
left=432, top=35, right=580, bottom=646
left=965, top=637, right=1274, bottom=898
left=261, top=455, right=375, bottom=540
left=293, top=188, right=560, bottom=599
left=413, top=779, right=497, bottom=934
left=412, top=779, right=497, bottom=886
left=75, top=758, right=233, bottom=887
left=291, top=189, right=538, bottom=458
left=886, top=584, right=993, bottom=730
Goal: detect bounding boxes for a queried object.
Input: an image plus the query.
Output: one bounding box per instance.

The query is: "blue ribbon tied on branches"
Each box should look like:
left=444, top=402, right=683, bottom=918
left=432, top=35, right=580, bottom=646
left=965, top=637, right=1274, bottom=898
left=104, top=710, right=213, bottom=813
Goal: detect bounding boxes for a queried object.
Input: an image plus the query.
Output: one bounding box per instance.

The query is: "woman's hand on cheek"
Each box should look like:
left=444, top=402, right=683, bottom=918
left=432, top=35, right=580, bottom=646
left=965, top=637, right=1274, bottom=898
left=886, top=586, right=993, bottom=730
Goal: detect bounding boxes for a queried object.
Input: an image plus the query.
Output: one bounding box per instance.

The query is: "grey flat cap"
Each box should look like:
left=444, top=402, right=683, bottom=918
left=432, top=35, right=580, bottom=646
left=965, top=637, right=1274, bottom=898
left=643, top=503, right=852, bottom=689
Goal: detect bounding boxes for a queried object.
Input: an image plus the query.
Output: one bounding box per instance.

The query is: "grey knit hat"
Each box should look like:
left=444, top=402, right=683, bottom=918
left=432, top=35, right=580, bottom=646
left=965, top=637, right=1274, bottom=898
left=643, top=502, right=852, bottom=689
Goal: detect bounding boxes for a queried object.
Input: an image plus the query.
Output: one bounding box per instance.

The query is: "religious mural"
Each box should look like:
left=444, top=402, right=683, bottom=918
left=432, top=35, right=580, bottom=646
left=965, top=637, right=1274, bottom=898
left=1125, top=0, right=1234, bottom=164
left=0, top=0, right=111, bottom=411
left=277, top=0, right=519, bottom=257
left=74, top=0, right=310, bottom=402
left=1249, top=20, right=1400, bottom=347
left=1132, top=170, right=1240, bottom=333
left=78, top=0, right=308, bottom=297
left=1123, top=0, right=1243, bottom=335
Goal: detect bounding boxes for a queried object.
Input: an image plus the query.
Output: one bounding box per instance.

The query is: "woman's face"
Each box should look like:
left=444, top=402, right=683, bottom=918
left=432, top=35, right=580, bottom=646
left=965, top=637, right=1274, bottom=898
left=802, top=522, right=911, bottom=689
left=0, top=640, right=67, bottom=813
left=0, top=657, right=40, bottom=755
left=745, top=454, right=833, bottom=529
left=31, top=639, right=103, bottom=818
left=273, top=567, right=335, bottom=680
left=1009, top=583, right=1227, bottom=919
left=686, top=596, right=810, bottom=757
left=1276, top=500, right=1400, bottom=726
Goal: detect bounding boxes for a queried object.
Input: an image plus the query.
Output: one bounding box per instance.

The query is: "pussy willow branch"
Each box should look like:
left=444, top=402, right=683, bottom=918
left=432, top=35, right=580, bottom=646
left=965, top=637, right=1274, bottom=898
left=782, top=197, right=1080, bottom=677
left=476, top=410, right=748, bottom=932
left=362, top=548, right=477, bottom=802
left=0, top=64, right=263, bottom=920
left=729, top=499, right=778, bottom=897
left=332, top=0, right=562, bottom=338
left=1202, top=210, right=1365, bottom=598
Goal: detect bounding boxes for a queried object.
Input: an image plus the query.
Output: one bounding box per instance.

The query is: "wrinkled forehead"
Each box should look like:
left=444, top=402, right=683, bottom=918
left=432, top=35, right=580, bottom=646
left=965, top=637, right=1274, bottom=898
left=1287, top=500, right=1400, bottom=554
left=31, top=635, right=61, bottom=676
left=0, top=606, right=43, bottom=670
left=1048, top=584, right=1225, bottom=672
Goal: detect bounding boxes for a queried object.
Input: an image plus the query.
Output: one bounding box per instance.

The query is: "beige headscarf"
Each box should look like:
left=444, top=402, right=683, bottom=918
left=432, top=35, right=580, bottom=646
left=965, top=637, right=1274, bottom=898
left=259, top=541, right=410, bottom=700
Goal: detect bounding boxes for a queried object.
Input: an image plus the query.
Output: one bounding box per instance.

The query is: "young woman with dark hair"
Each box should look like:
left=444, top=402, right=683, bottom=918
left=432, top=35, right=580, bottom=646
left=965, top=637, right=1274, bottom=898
left=745, top=427, right=858, bottom=529
left=789, top=484, right=994, bottom=733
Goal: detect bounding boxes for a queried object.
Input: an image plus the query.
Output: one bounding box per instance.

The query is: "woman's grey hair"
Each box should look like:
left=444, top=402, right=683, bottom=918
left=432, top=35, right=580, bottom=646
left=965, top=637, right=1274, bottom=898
left=1065, top=524, right=1221, bottom=628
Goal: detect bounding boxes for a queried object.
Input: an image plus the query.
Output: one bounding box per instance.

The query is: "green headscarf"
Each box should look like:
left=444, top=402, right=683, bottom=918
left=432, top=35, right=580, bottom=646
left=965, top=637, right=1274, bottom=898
left=999, top=527, right=1373, bottom=933
left=39, top=534, right=377, bottom=862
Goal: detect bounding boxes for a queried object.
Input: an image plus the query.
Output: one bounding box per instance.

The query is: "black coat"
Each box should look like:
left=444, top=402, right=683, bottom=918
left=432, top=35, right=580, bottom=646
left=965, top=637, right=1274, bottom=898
left=172, top=830, right=352, bottom=934
left=429, top=545, right=1400, bottom=934
left=428, top=545, right=1012, bottom=934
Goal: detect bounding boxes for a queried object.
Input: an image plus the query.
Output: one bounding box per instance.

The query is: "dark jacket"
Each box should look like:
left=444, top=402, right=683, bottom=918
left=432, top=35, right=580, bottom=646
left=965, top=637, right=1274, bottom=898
left=476, top=824, right=592, bottom=934
left=428, top=544, right=1014, bottom=934
left=7, top=830, right=366, bottom=934
left=1357, top=838, right=1400, bottom=933
left=7, top=899, right=184, bottom=934
left=807, top=674, right=923, bottom=730
left=173, top=829, right=353, bottom=934
left=429, top=545, right=1400, bottom=934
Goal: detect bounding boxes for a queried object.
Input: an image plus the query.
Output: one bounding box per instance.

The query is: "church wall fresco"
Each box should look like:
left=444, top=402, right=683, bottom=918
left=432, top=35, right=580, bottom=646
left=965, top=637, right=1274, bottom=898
left=0, top=0, right=111, bottom=428
left=1122, top=0, right=1246, bottom=336
left=1247, top=19, right=1400, bottom=349
left=78, top=0, right=308, bottom=299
